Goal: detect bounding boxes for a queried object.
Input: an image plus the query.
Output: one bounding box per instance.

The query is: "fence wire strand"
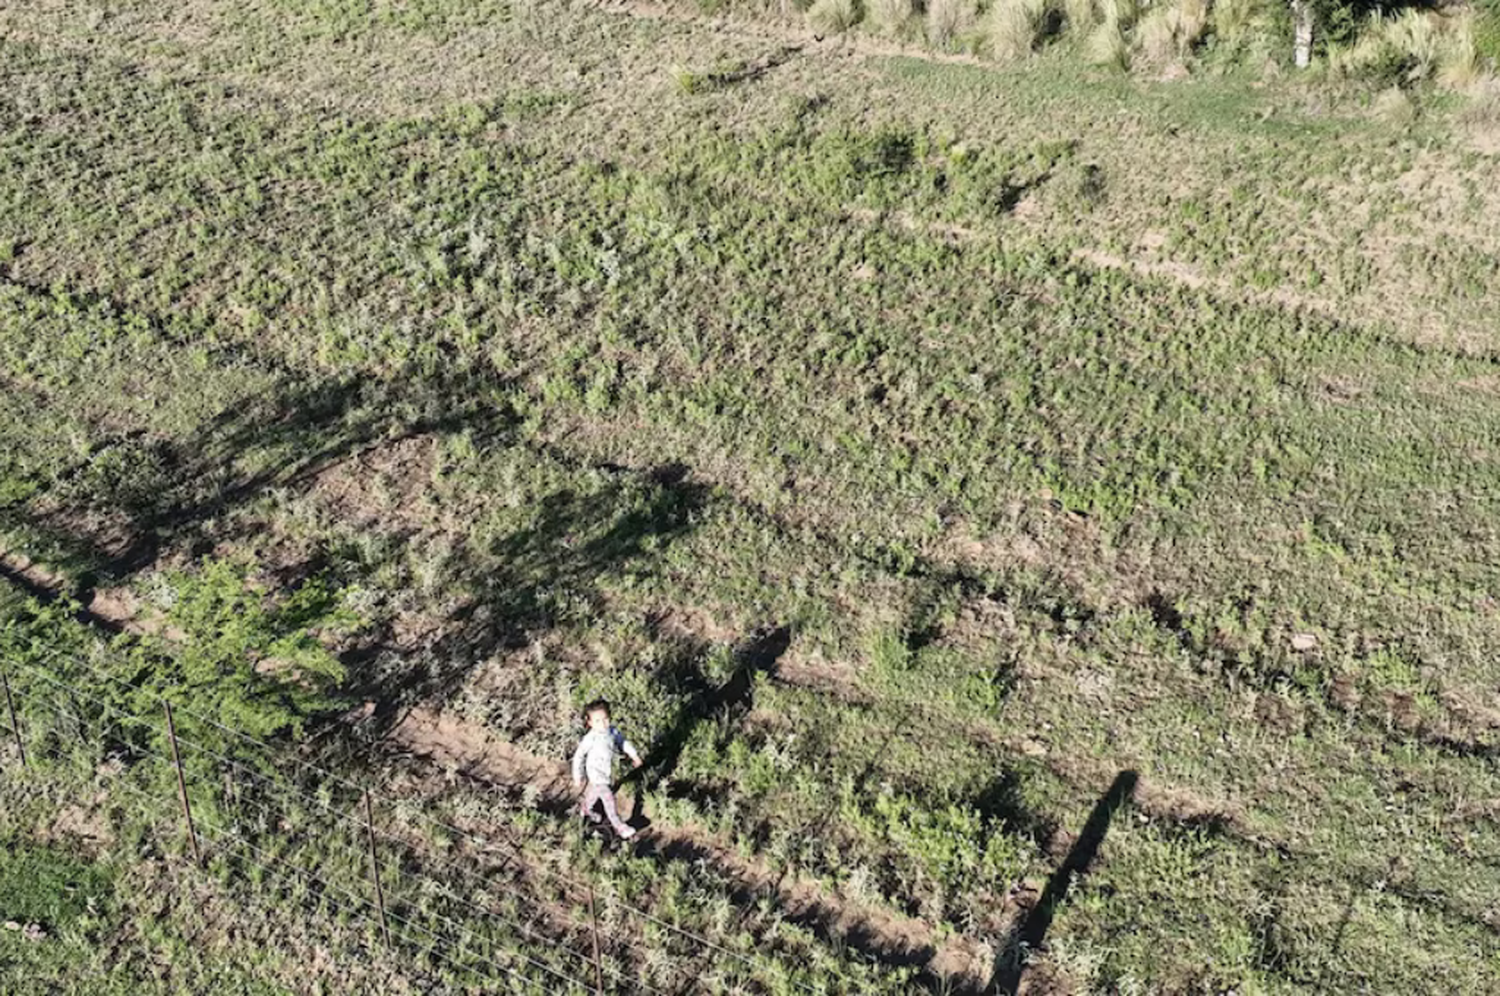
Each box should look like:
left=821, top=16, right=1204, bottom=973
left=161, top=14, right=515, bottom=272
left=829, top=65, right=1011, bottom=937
left=13, top=643, right=821, bottom=990
left=1, top=654, right=821, bottom=995
left=34, top=678, right=682, bottom=993
left=14, top=685, right=576, bottom=995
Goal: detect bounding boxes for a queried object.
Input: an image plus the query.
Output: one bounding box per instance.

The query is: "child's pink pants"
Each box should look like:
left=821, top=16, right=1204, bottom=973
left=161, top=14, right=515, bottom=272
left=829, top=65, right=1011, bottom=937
left=581, top=782, right=629, bottom=834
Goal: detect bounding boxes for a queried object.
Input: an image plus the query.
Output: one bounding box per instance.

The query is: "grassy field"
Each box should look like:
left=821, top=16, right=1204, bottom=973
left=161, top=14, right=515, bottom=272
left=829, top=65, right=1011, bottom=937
left=3, top=0, right=1500, bottom=992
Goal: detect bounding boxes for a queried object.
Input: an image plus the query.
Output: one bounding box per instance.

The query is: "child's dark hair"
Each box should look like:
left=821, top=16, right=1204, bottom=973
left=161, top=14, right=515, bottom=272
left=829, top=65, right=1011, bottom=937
left=582, top=698, right=611, bottom=722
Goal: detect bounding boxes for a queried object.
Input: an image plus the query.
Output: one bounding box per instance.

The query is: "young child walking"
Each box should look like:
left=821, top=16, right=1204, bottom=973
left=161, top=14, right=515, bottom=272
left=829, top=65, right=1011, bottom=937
left=571, top=699, right=644, bottom=840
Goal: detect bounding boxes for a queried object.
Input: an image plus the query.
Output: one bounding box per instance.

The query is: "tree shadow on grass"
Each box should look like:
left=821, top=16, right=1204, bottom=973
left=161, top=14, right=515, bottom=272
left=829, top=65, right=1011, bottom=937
left=3, top=361, right=520, bottom=586
left=0, top=301, right=715, bottom=732
left=620, top=622, right=792, bottom=808
left=974, top=766, right=1057, bottom=854
left=349, top=461, right=713, bottom=732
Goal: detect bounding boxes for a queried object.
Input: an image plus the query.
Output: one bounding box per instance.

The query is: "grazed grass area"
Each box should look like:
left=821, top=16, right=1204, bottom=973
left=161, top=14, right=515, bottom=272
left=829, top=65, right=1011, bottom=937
left=3, top=0, right=1500, bottom=992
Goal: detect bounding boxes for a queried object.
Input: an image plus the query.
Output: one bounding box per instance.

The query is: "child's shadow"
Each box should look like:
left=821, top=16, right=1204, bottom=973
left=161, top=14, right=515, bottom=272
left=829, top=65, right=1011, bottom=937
left=620, top=624, right=791, bottom=831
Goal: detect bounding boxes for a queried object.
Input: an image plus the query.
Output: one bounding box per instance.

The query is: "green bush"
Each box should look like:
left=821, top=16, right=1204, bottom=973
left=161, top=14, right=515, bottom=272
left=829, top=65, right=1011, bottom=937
left=0, top=559, right=359, bottom=788
left=867, top=789, right=1033, bottom=897
left=135, top=559, right=355, bottom=740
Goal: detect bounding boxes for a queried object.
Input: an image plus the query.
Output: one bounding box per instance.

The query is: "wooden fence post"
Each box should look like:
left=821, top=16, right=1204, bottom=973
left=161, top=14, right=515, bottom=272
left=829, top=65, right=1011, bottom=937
left=589, top=880, right=604, bottom=994
left=363, top=789, right=392, bottom=947
left=163, top=700, right=202, bottom=865
left=1, top=664, right=26, bottom=769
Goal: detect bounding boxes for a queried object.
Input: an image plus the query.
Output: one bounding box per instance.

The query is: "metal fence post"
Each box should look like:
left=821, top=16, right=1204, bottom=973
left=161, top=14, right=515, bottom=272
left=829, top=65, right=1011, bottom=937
left=363, top=789, right=392, bottom=947
left=1, top=663, right=27, bottom=769
left=163, top=699, right=202, bottom=865
left=588, top=881, right=604, bottom=995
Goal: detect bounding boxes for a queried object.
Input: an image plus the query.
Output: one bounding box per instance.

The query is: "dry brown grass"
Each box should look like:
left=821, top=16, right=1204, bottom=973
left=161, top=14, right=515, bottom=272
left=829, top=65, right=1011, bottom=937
left=1085, top=18, right=1130, bottom=67
left=1373, top=84, right=1417, bottom=126
left=867, top=0, right=914, bottom=35
left=926, top=0, right=977, bottom=48
left=1097, top=0, right=1137, bottom=29
left=1064, top=0, right=1095, bottom=34
left=1437, top=15, right=1482, bottom=91
left=1461, top=77, right=1500, bottom=123
left=1137, top=0, right=1208, bottom=62
left=807, top=0, right=863, bottom=34
left=988, top=0, right=1049, bottom=60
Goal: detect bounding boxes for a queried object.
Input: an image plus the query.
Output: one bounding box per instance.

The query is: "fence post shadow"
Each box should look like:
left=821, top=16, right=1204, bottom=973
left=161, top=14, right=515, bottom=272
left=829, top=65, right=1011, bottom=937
left=993, top=769, right=1138, bottom=995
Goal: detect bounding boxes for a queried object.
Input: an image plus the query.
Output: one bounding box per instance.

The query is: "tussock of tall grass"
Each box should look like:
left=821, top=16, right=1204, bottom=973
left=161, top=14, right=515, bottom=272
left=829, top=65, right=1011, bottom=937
left=1328, top=9, right=1479, bottom=87
left=1086, top=19, right=1131, bottom=67
left=1210, top=0, right=1255, bottom=43
left=1137, top=6, right=1176, bottom=61
left=926, top=0, right=977, bottom=48
left=1207, top=0, right=1278, bottom=64
left=1097, top=0, right=1137, bottom=31
left=868, top=0, right=913, bottom=36
left=1076, top=0, right=1133, bottom=65
left=1137, top=0, right=1208, bottom=62
left=1437, top=15, right=1482, bottom=91
left=807, top=0, right=863, bottom=34
left=1386, top=8, right=1444, bottom=77
left=988, top=0, right=1050, bottom=60
left=1064, top=0, right=1096, bottom=33
left=1181, top=0, right=1209, bottom=43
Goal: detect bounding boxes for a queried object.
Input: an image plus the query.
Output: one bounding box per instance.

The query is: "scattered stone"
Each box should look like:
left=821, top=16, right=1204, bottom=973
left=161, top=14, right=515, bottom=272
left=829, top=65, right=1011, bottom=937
left=23, top=923, right=46, bottom=943
left=2, top=921, right=20, bottom=932
left=1291, top=633, right=1318, bottom=651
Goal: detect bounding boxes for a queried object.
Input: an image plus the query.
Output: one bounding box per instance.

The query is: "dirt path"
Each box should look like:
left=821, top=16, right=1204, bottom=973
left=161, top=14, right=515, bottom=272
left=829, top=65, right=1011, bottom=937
left=0, top=541, right=1300, bottom=851
left=391, top=704, right=997, bottom=992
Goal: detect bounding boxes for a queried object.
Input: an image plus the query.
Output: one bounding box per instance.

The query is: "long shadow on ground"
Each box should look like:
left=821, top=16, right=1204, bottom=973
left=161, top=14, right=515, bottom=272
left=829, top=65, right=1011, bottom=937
left=350, top=460, right=712, bottom=732
left=0, top=281, right=715, bottom=735
left=992, top=770, right=1137, bottom=995
left=4, top=365, right=519, bottom=584
left=626, top=622, right=793, bottom=796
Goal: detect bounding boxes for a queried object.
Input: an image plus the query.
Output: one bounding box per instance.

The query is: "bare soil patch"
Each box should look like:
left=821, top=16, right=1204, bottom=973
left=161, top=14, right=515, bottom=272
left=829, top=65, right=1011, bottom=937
left=45, top=788, right=116, bottom=852
left=309, top=433, right=441, bottom=534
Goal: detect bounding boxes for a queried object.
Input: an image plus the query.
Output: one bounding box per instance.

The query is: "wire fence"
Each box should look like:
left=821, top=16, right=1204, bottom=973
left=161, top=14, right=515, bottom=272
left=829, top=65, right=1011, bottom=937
left=0, top=647, right=829, bottom=996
